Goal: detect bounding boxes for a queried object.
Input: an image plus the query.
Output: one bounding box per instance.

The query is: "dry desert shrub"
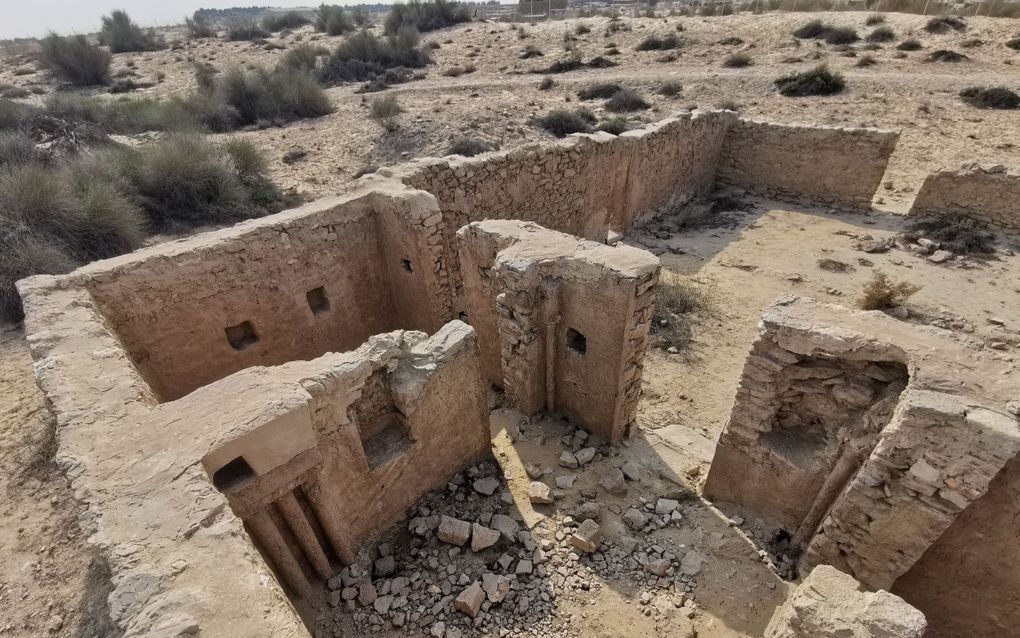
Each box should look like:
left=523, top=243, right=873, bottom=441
left=897, top=38, right=923, bottom=51
left=867, top=26, right=896, bottom=43
left=636, top=34, right=681, bottom=51
left=959, top=86, right=1020, bottom=109
left=652, top=273, right=717, bottom=353
left=596, top=117, right=630, bottom=135
left=38, top=33, right=112, bottom=86
left=532, top=108, right=596, bottom=137
left=924, top=16, right=966, bottom=34
left=225, top=21, right=270, bottom=41
left=384, top=0, right=470, bottom=35
left=774, top=65, right=845, bottom=97
left=858, top=271, right=920, bottom=311
left=901, top=215, right=996, bottom=254
left=605, top=88, right=650, bottom=112
left=865, top=13, right=885, bottom=25
left=577, top=82, right=621, bottom=100
left=927, top=49, right=967, bottom=62
left=658, top=80, right=682, bottom=97
left=315, top=5, right=354, bottom=35
left=262, top=11, right=310, bottom=32
left=100, top=10, right=163, bottom=53
left=369, top=94, right=404, bottom=131
left=185, top=12, right=215, bottom=39
left=722, top=52, right=752, bottom=68
left=446, top=136, right=492, bottom=157
left=319, top=28, right=430, bottom=84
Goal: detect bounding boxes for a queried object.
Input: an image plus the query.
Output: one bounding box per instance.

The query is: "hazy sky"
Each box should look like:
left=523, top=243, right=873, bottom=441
left=1, top=1, right=363, bottom=40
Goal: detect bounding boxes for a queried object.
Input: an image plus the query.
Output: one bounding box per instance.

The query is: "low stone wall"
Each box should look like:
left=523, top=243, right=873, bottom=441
left=704, top=296, right=1020, bottom=601
left=909, top=164, right=1020, bottom=231
left=457, top=220, right=659, bottom=442
left=766, top=566, right=926, bottom=638
left=716, top=119, right=899, bottom=209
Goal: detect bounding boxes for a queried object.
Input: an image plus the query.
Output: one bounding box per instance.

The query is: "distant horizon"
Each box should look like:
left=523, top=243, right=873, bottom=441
left=0, top=1, right=391, bottom=40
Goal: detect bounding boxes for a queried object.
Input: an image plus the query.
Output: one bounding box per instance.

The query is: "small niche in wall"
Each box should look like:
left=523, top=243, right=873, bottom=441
left=212, top=456, right=255, bottom=491
left=360, top=412, right=413, bottom=470
left=458, top=312, right=470, bottom=325
left=225, top=321, right=259, bottom=351
left=306, top=286, right=330, bottom=315
left=567, top=328, right=587, bottom=356
left=401, top=259, right=413, bottom=273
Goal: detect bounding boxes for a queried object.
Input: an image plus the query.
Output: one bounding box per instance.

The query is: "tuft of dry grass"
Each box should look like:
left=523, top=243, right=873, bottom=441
left=858, top=271, right=921, bottom=310
left=652, top=273, right=717, bottom=352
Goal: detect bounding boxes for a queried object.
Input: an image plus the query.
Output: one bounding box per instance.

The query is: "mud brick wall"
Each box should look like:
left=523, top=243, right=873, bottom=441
left=716, top=119, right=899, bottom=209
left=909, top=164, right=1020, bottom=230
left=76, top=185, right=447, bottom=401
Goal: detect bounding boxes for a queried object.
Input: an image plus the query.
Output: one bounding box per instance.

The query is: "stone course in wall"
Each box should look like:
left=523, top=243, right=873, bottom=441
left=716, top=119, right=899, bottom=209
left=704, top=296, right=1020, bottom=596
left=457, top=220, right=659, bottom=443
left=765, top=565, right=927, bottom=638
left=908, top=163, right=1020, bottom=231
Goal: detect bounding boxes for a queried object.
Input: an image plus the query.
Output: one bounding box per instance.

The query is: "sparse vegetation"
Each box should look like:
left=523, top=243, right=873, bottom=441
left=927, top=49, right=968, bottom=62
left=575, top=22, right=591, bottom=35
left=722, top=52, right=752, bottom=68
left=867, top=26, right=896, bottom=43
left=262, top=11, right=310, bottom=32
left=817, top=258, right=855, bottom=273
left=446, top=136, right=492, bottom=156
left=1007, top=37, right=1020, bottom=51
left=280, top=43, right=328, bottom=72
left=519, top=45, right=544, bottom=59
left=369, top=94, right=403, bottom=131
left=925, top=16, right=966, bottom=34
left=856, top=54, right=878, bottom=67
left=100, top=10, right=162, bottom=53
left=596, top=116, right=629, bottom=135
left=605, top=88, right=650, bottom=112
left=658, top=80, right=682, bottom=96
left=858, top=271, right=921, bottom=311
left=226, top=21, right=270, bottom=41
left=440, top=64, right=476, bottom=77
left=383, top=0, right=470, bottom=36
left=774, top=65, right=845, bottom=97
left=897, top=38, right=923, bottom=51
left=38, top=33, right=112, bottom=86
left=792, top=19, right=826, bottom=39
left=865, top=13, right=885, bottom=26
left=637, top=34, right=681, bottom=51
left=577, top=82, right=621, bottom=100
left=315, top=5, right=353, bottom=35
left=186, top=12, right=215, bottom=39
left=793, top=20, right=858, bottom=44
left=532, top=108, right=596, bottom=137
left=652, top=273, right=715, bottom=353
left=538, top=76, right=554, bottom=90
left=199, top=65, right=334, bottom=130
left=959, top=86, right=1020, bottom=109
left=319, top=28, right=430, bottom=84
left=902, top=215, right=996, bottom=254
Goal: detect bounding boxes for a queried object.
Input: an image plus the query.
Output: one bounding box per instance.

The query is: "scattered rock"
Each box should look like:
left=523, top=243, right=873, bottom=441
left=528, top=481, right=554, bottom=504
left=645, top=558, right=670, bottom=576
left=575, top=447, right=596, bottom=465
left=482, top=572, right=512, bottom=603
left=437, top=515, right=472, bottom=546
left=470, top=523, right=500, bottom=552
left=655, top=498, right=679, bottom=515
left=556, top=474, right=577, bottom=489
left=621, top=461, right=642, bottom=481
left=623, top=507, right=650, bottom=529
left=374, top=555, right=395, bottom=577
left=472, top=477, right=500, bottom=496
left=358, top=582, right=377, bottom=606
left=454, top=581, right=485, bottom=617
left=570, top=519, right=602, bottom=553
left=681, top=550, right=705, bottom=576
left=928, top=250, right=953, bottom=263
left=525, top=463, right=544, bottom=479
left=490, top=514, right=519, bottom=542
left=599, top=467, right=628, bottom=495
left=559, top=451, right=579, bottom=469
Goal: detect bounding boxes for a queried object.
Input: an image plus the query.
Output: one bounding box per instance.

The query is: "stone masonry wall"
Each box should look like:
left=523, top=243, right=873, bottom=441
left=716, top=119, right=899, bottom=209
left=704, top=296, right=1020, bottom=602
left=908, top=163, right=1020, bottom=230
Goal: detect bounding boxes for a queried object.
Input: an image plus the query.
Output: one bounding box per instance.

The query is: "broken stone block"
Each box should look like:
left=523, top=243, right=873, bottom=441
left=437, top=515, right=472, bottom=546
left=358, top=582, right=377, bottom=606
left=373, top=595, right=393, bottom=614
left=599, top=467, right=628, bottom=495
left=515, top=559, right=533, bottom=575
left=559, top=451, right=579, bottom=469
left=525, top=463, right=544, bottom=479
left=655, top=498, right=679, bottom=515
left=680, top=550, right=704, bottom=577
left=374, top=555, right=395, bottom=577
left=623, top=507, right=650, bottom=529
left=481, top=572, right=512, bottom=603
left=570, top=519, right=602, bottom=553
left=621, top=461, right=642, bottom=481
left=470, top=523, right=500, bottom=552
left=472, top=477, right=500, bottom=496
left=575, top=501, right=600, bottom=521
left=575, top=447, right=596, bottom=465
left=765, top=565, right=926, bottom=638
left=528, top=481, right=554, bottom=504
left=490, top=514, right=519, bottom=543
left=556, top=475, right=577, bottom=489
left=645, top=558, right=670, bottom=576
left=454, top=581, right=485, bottom=617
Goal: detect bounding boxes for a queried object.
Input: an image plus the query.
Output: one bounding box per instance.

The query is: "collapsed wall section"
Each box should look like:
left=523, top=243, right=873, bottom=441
left=704, top=296, right=1020, bottom=599
left=908, top=163, right=1020, bottom=231
left=715, top=119, right=899, bottom=209
left=457, top=220, right=659, bottom=443
left=74, top=184, right=448, bottom=401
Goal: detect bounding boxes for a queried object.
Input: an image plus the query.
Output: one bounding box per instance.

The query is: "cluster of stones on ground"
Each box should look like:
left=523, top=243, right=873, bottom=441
left=313, top=422, right=707, bottom=637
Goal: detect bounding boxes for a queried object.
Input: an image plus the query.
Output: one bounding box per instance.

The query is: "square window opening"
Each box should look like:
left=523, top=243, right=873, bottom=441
left=213, top=456, right=255, bottom=491
left=306, top=286, right=330, bottom=315
left=567, top=328, right=587, bottom=356
left=225, top=321, right=259, bottom=351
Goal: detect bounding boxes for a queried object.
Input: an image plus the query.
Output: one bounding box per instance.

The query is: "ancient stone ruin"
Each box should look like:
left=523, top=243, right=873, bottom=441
left=15, top=108, right=1017, bottom=636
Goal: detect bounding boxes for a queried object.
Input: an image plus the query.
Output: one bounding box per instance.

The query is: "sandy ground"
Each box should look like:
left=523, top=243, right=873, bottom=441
left=1, top=10, right=1019, bottom=637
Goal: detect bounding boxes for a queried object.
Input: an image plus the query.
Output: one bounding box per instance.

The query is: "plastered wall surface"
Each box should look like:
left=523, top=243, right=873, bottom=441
left=704, top=296, right=1020, bottom=631
left=909, top=163, right=1020, bottom=231
left=457, top=220, right=659, bottom=443
left=716, top=119, right=899, bottom=209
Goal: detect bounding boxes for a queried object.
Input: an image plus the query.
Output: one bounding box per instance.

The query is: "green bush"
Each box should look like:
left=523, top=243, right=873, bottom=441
left=774, top=65, right=845, bottom=97
left=262, top=11, right=310, bottom=32
left=226, top=21, right=270, bottom=41
left=959, top=86, right=1020, bottom=109
left=867, top=26, right=895, bottom=42
left=100, top=10, right=162, bottom=53
left=605, top=88, right=650, bottom=112
left=636, top=34, right=681, bottom=51
left=39, top=33, right=112, bottom=86
left=577, top=82, right=621, bottom=100
left=315, top=5, right=354, bottom=35
left=384, top=0, right=470, bottom=35
left=319, top=28, right=429, bottom=84
left=722, top=52, right=752, bottom=68
left=369, top=94, right=403, bottom=131
left=186, top=12, right=215, bottom=39
left=533, top=108, right=596, bottom=137
left=447, top=136, right=492, bottom=156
